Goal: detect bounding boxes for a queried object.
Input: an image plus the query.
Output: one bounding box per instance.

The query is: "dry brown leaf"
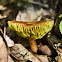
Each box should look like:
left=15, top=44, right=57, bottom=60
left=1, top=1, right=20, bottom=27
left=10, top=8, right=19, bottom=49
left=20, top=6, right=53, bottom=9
left=35, top=54, right=49, bottom=62
left=16, top=7, right=43, bottom=22
left=0, top=14, right=7, bottom=19
left=3, top=10, right=11, bottom=17
left=0, top=36, right=8, bottom=62
left=0, top=5, right=6, bottom=10
left=58, top=48, right=62, bottom=53
left=8, top=55, right=14, bottom=62
left=55, top=56, right=62, bottom=62
left=4, top=35, right=14, bottom=47
left=38, top=45, right=52, bottom=56
left=9, top=0, right=15, bottom=3
left=54, top=43, right=62, bottom=62
left=10, top=44, right=41, bottom=62
left=3, top=26, right=14, bottom=47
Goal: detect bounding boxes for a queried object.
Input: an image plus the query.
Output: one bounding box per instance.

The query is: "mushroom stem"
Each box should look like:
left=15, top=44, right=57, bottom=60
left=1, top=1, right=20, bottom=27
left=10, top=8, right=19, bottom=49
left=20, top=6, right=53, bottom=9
left=29, top=40, right=38, bottom=53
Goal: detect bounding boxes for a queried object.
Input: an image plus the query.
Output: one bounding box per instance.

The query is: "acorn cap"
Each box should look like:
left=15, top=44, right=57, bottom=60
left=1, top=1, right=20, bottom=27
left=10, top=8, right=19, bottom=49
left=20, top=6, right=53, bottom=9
left=8, top=20, right=54, bottom=40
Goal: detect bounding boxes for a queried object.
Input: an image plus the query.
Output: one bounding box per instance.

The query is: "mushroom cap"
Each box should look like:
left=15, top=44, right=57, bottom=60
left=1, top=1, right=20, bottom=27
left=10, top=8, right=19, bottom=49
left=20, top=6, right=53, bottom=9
left=8, top=20, right=54, bottom=40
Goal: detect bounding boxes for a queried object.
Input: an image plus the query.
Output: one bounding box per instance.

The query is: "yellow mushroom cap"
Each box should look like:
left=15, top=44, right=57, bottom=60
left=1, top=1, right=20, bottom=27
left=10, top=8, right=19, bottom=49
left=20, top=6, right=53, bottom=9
left=8, top=20, right=54, bottom=40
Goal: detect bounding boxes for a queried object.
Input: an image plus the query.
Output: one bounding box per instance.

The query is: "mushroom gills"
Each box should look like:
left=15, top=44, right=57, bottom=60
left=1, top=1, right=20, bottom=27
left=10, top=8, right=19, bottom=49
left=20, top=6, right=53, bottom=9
left=8, top=20, right=54, bottom=40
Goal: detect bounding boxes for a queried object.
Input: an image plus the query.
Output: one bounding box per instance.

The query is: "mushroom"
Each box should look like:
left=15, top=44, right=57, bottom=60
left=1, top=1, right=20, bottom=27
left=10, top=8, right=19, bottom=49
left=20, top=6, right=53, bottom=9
left=8, top=20, right=54, bottom=53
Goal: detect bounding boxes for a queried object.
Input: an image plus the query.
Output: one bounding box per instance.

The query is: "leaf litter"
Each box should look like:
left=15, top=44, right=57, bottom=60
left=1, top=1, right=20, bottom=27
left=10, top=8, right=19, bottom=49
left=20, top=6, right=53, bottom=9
left=0, top=0, right=62, bottom=62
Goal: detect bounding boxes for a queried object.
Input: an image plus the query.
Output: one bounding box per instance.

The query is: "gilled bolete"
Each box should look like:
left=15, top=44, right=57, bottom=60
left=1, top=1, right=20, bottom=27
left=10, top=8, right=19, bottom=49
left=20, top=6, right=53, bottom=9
left=8, top=20, right=54, bottom=53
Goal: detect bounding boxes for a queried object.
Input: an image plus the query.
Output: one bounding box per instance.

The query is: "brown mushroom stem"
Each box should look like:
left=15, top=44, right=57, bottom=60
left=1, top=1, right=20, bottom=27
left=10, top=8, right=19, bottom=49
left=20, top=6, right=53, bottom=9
left=29, top=40, right=38, bottom=53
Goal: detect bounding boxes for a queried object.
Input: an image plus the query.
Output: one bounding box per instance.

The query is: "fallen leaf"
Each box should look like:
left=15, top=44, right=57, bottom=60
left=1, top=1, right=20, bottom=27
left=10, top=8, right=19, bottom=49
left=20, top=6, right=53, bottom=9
left=0, top=14, right=7, bottom=19
left=54, top=43, right=62, bottom=62
left=4, top=35, right=14, bottom=47
left=10, top=44, right=41, bottom=62
left=38, top=45, right=52, bottom=56
left=0, top=5, right=7, bottom=10
left=3, top=26, right=14, bottom=47
left=55, top=56, right=62, bottom=62
left=3, top=10, right=11, bottom=17
left=35, top=54, right=49, bottom=62
left=16, top=6, right=43, bottom=22
left=8, top=55, right=14, bottom=62
left=0, top=36, right=8, bottom=62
